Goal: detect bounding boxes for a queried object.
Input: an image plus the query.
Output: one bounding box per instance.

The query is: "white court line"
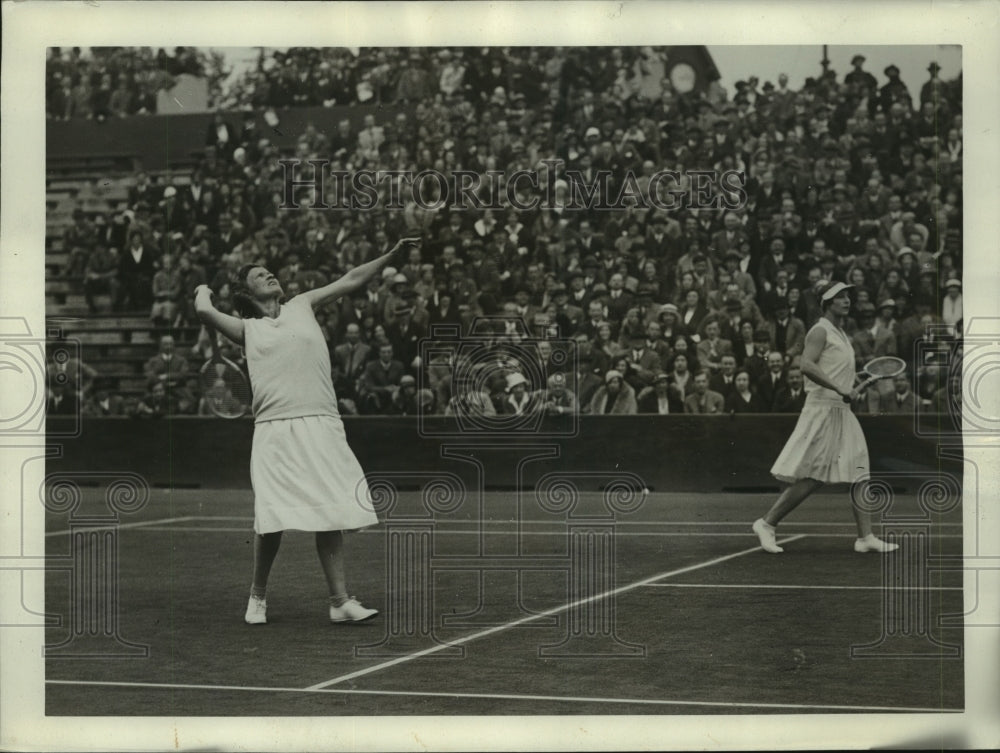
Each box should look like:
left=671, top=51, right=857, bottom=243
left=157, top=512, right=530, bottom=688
left=119, top=526, right=964, bottom=539
left=45, top=516, right=197, bottom=538
left=644, top=583, right=964, bottom=592
left=304, top=534, right=807, bottom=691
left=143, top=516, right=965, bottom=528
left=44, top=679, right=958, bottom=714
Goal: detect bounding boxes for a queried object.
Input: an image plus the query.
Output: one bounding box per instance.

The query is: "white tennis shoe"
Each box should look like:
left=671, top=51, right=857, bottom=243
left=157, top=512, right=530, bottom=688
left=329, top=598, right=378, bottom=623
left=854, top=534, right=899, bottom=553
left=245, top=595, right=267, bottom=625
left=753, top=518, right=784, bottom=553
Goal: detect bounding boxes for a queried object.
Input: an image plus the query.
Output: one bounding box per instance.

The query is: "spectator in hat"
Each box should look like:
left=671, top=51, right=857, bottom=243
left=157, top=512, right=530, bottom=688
left=725, top=368, right=768, bottom=414
left=764, top=299, right=806, bottom=361
left=588, top=369, right=637, bottom=415
left=82, top=378, right=126, bottom=418
left=920, top=61, right=947, bottom=109
left=845, top=54, right=877, bottom=93
left=542, top=372, right=579, bottom=416
left=743, top=326, right=774, bottom=383
left=941, top=278, right=962, bottom=329
left=684, top=372, right=725, bottom=415
left=389, top=375, right=432, bottom=416
left=571, top=332, right=608, bottom=410
left=755, top=351, right=788, bottom=412
left=880, top=64, right=912, bottom=113
left=624, top=334, right=663, bottom=387
left=637, top=371, right=683, bottom=415
left=501, top=372, right=539, bottom=416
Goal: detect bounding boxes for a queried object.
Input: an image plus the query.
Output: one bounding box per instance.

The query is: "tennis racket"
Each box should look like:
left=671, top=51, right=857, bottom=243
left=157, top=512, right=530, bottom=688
left=844, top=355, right=906, bottom=402
left=199, top=325, right=252, bottom=418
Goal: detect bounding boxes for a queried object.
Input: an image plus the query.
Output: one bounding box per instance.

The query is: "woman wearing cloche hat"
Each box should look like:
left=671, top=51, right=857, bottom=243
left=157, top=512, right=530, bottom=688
left=752, top=280, right=898, bottom=556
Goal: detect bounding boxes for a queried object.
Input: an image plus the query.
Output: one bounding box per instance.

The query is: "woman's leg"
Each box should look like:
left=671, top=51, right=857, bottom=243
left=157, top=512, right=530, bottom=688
left=763, top=478, right=825, bottom=526
left=315, top=530, right=347, bottom=601
left=317, top=530, right=378, bottom=622
left=851, top=480, right=899, bottom=552
left=245, top=531, right=282, bottom=624
left=753, top=478, right=824, bottom=553
left=251, top=531, right=283, bottom=595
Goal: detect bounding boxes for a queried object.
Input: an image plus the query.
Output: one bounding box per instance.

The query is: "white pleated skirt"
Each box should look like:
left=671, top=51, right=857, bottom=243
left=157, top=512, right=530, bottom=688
left=250, top=415, right=379, bottom=534
left=771, top=395, right=871, bottom=485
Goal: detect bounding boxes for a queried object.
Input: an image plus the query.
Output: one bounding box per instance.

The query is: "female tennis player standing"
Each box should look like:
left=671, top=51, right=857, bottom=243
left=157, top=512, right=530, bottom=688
left=752, top=281, right=898, bottom=555
left=194, top=237, right=422, bottom=624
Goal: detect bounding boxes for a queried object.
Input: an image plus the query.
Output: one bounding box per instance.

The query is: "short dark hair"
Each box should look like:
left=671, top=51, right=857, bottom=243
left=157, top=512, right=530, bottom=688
left=231, top=264, right=265, bottom=319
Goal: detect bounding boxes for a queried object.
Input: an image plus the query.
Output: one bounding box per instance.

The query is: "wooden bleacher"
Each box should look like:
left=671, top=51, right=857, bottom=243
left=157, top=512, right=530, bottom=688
left=45, top=168, right=202, bottom=397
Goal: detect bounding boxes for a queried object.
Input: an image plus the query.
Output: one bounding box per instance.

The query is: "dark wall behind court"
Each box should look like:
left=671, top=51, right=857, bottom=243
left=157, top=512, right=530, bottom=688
left=44, top=416, right=962, bottom=493
left=48, top=104, right=407, bottom=172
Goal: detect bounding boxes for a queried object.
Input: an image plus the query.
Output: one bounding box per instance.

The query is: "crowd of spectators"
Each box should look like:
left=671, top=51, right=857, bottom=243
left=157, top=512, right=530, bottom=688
left=46, top=47, right=229, bottom=120
left=51, top=46, right=963, bottom=420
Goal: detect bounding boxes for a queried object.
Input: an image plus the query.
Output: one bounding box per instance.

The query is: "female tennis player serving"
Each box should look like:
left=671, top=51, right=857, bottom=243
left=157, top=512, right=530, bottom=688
left=194, top=236, right=422, bottom=624
left=752, top=280, right=898, bottom=555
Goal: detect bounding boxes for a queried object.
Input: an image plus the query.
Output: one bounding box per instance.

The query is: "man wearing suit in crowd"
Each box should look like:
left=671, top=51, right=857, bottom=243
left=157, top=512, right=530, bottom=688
left=709, top=354, right=739, bottom=401
left=764, top=301, right=806, bottom=362
left=878, top=373, right=918, bottom=415
left=637, top=372, right=685, bottom=415
left=575, top=220, right=606, bottom=259
left=756, top=238, right=793, bottom=297
left=642, top=321, right=672, bottom=363
left=550, top=285, right=584, bottom=336
left=143, top=335, right=190, bottom=390
left=696, top=318, right=733, bottom=374
left=772, top=364, right=806, bottom=413
left=357, top=343, right=406, bottom=414
left=684, top=372, right=725, bottom=415
left=851, top=301, right=897, bottom=368
left=709, top=212, right=750, bottom=265
left=386, top=304, right=426, bottom=371
left=743, top=327, right=773, bottom=383
left=755, top=351, right=787, bottom=412
left=339, top=289, right=373, bottom=336
left=117, top=229, right=156, bottom=311
left=645, top=215, right=678, bottom=261
left=579, top=299, right=609, bottom=342
left=605, top=273, right=633, bottom=323
left=624, top=335, right=662, bottom=388
left=566, top=270, right=592, bottom=310
left=332, top=323, right=372, bottom=401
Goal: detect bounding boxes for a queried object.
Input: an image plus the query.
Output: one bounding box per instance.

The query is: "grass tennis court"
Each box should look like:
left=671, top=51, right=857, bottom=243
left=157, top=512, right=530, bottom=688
left=44, top=488, right=963, bottom=716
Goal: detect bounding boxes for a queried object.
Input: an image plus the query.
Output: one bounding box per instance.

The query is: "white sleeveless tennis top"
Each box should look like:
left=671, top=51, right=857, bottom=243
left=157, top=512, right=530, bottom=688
left=243, top=296, right=340, bottom=423
left=804, top=316, right=855, bottom=400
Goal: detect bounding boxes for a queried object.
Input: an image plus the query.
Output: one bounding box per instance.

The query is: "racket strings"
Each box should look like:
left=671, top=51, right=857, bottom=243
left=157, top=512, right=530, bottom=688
left=200, top=357, right=252, bottom=418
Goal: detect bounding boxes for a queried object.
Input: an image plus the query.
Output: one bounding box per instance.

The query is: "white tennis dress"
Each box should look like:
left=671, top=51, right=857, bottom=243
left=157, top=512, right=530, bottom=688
left=243, top=296, right=378, bottom=534
left=771, top=317, right=870, bottom=485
